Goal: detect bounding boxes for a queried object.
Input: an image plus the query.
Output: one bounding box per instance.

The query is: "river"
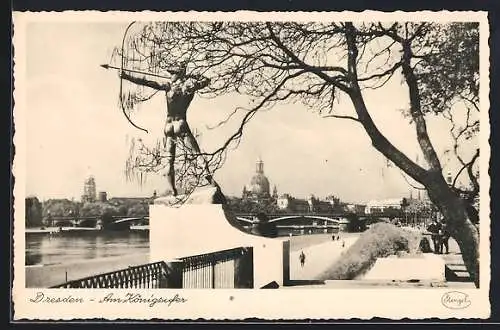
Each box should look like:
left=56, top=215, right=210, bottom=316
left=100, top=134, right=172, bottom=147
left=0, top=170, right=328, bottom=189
left=25, top=230, right=149, bottom=266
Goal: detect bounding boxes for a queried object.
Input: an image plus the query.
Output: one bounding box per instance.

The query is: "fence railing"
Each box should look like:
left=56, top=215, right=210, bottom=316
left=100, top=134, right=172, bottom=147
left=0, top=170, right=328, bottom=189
left=179, top=247, right=253, bottom=289
left=51, top=247, right=254, bottom=289
left=51, top=261, right=168, bottom=289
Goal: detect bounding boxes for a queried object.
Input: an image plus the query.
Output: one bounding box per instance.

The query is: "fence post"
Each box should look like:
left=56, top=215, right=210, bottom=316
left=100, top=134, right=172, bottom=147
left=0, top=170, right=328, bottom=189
left=234, top=247, right=254, bottom=288
left=165, top=260, right=183, bottom=288
left=282, top=240, right=290, bottom=286
left=211, top=261, right=216, bottom=289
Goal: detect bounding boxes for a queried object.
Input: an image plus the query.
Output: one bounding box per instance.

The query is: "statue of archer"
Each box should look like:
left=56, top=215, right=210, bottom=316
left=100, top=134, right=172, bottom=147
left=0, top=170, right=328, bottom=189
left=103, top=62, right=214, bottom=197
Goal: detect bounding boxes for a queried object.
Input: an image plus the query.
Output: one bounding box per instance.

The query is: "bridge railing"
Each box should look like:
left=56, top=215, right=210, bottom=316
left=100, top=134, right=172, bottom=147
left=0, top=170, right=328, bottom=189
left=50, top=247, right=254, bottom=289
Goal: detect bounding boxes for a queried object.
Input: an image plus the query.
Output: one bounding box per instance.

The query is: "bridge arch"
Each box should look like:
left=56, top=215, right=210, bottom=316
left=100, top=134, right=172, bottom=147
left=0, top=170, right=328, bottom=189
left=53, top=219, right=75, bottom=227
left=113, top=217, right=148, bottom=224
left=235, top=217, right=254, bottom=223
left=268, top=215, right=341, bottom=224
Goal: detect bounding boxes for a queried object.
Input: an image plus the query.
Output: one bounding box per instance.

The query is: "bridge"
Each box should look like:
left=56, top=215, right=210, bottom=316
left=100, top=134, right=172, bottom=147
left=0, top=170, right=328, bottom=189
left=46, top=212, right=391, bottom=230
left=233, top=213, right=399, bottom=230
left=233, top=213, right=347, bottom=230
left=45, top=216, right=149, bottom=228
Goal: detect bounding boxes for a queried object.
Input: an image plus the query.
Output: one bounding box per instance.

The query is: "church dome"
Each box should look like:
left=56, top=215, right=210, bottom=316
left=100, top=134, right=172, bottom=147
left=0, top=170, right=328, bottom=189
left=249, top=173, right=270, bottom=195
left=246, top=159, right=271, bottom=197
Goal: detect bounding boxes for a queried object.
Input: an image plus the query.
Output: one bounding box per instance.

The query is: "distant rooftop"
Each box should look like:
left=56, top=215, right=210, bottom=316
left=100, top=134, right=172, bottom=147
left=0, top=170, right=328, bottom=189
left=366, top=198, right=404, bottom=207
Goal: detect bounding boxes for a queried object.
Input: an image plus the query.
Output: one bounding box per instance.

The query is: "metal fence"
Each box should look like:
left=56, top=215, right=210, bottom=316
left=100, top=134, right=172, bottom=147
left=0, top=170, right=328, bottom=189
left=51, top=261, right=168, bottom=289
left=180, top=247, right=252, bottom=289
left=51, top=247, right=253, bottom=289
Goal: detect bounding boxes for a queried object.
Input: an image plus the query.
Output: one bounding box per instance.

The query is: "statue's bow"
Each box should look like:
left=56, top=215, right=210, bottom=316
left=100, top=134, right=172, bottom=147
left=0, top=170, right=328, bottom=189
left=117, top=21, right=149, bottom=134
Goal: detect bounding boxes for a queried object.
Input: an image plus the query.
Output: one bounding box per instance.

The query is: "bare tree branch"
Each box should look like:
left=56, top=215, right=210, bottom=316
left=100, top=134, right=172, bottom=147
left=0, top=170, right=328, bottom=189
left=322, top=114, right=360, bottom=122
left=358, top=61, right=402, bottom=82
left=452, top=148, right=480, bottom=189
left=265, top=22, right=351, bottom=93
left=399, top=37, right=443, bottom=171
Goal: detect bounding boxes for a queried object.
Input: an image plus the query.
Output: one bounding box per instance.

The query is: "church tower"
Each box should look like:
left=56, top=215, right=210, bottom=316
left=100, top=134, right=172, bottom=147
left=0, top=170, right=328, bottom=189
left=256, top=158, right=264, bottom=174
left=82, top=176, right=97, bottom=203
left=272, top=185, right=278, bottom=199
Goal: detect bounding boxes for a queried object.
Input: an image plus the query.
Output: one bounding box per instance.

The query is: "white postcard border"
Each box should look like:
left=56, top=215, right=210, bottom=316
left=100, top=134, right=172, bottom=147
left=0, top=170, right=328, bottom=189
left=12, top=10, right=491, bottom=320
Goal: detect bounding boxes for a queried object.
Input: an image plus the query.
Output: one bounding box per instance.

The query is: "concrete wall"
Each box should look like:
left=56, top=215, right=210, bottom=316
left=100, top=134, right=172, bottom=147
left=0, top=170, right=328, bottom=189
left=150, top=204, right=290, bottom=288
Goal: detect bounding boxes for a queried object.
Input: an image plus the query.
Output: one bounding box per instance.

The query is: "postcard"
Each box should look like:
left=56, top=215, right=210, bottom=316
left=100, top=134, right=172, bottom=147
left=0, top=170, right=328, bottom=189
left=12, top=10, right=491, bottom=320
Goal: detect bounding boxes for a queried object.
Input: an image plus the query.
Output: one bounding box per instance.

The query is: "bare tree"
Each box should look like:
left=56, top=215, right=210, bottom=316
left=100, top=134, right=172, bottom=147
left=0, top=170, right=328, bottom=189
left=113, top=21, right=481, bottom=286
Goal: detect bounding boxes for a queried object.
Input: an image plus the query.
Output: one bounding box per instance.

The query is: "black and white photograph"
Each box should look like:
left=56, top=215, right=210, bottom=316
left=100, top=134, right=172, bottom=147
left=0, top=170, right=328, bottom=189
left=12, top=11, right=490, bottom=319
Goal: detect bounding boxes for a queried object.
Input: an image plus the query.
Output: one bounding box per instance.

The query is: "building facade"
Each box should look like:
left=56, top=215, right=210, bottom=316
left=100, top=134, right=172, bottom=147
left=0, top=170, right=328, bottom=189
left=344, top=203, right=367, bottom=215
left=98, top=191, right=108, bottom=203
left=277, top=193, right=340, bottom=213
left=364, top=198, right=404, bottom=215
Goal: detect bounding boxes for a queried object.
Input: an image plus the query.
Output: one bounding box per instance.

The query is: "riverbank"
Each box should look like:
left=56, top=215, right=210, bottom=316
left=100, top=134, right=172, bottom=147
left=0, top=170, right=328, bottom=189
left=26, top=253, right=150, bottom=288
left=26, top=227, right=100, bottom=234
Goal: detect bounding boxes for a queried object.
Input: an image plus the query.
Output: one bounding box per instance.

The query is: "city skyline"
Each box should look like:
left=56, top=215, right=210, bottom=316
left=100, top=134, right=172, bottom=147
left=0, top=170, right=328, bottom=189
left=22, top=22, right=476, bottom=204
left=26, top=159, right=428, bottom=204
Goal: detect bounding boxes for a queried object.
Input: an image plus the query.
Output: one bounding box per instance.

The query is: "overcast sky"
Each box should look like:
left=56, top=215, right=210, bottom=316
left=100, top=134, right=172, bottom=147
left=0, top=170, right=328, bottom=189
left=21, top=21, right=476, bottom=203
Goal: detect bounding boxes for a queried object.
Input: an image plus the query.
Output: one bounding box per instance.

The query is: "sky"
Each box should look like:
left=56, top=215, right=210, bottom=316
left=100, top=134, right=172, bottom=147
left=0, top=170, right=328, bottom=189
left=20, top=21, right=478, bottom=204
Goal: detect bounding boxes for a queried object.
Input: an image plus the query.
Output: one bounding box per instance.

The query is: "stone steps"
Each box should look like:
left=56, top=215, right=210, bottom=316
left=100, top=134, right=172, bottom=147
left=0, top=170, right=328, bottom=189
left=445, top=263, right=471, bottom=282
left=435, top=241, right=473, bottom=283
left=446, top=263, right=468, bottom=271
left=442, top=252, right=472, bottom=282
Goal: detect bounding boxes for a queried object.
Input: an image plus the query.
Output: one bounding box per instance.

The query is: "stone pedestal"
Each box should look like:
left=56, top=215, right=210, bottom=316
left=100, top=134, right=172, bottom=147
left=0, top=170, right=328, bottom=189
left=150, top=188, right=290, bottom=288
left=362, top=253, right=446, bottom=282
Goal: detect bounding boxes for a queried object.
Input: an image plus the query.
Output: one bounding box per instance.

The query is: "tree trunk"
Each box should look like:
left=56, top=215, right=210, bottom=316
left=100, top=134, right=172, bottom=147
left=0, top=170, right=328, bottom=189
left=349, top=90, right=480, bottom=288
left=424, top=172, right=480, bottom=288
left=341, top=30, right=480, bottom=287
left=401, top=42, right=479, bottom=287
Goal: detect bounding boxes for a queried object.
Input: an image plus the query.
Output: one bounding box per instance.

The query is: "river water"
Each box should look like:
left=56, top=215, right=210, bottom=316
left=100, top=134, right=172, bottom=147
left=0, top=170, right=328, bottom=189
left=25, top=227, right=338, bottom=266
left=25, top=230, right=149, bottom=266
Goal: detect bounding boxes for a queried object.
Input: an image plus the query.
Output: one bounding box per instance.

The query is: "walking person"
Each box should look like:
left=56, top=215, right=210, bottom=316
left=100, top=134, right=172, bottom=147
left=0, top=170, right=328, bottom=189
left=299, top=251, right=306, bottom=268
left=427, top=219, right=443, bottom=254
left=440, top=220, right=451, bottom=254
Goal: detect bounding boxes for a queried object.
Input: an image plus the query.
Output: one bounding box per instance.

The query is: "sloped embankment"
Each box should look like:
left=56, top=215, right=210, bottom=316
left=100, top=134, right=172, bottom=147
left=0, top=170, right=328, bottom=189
left=318, top=223, right=421, bottom=280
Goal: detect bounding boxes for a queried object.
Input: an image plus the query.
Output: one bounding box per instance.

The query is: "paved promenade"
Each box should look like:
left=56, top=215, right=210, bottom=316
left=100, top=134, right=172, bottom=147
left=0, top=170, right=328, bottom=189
left=290, top=234, right=360, bottom=281
left=286, top=230, right=475, bottom=289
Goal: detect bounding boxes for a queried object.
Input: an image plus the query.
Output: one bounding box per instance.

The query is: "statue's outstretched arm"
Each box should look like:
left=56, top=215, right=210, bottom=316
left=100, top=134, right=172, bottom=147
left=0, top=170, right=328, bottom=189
left=120, top=71, right=171, bottom=91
